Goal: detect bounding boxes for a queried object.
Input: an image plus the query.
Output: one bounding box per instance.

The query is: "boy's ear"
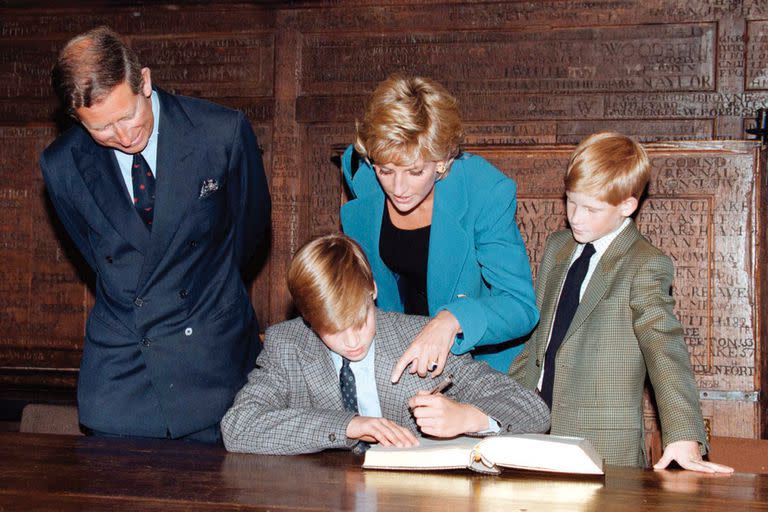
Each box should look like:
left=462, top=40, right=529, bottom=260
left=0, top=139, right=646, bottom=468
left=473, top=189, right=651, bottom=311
left=372, top=281, right=378, bottom=301
left=619, top=196, right=639, bottom=217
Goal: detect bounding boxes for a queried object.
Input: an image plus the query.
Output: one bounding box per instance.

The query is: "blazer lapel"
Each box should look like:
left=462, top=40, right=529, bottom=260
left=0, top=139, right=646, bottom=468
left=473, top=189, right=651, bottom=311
left=347, top=195, right=402, bottom=312
left=373, top=313, right=422, bottom=424
left=536, top=237, right=577, bottom=363
left=563, top=222, right=642, bottom=343
left=76, top=143, right=151, bottom=252
left=296, top=326, right=346, bottom=411
left=136, top=90, right=202, bottom=289
left=427, top=169, right=470, bottom=314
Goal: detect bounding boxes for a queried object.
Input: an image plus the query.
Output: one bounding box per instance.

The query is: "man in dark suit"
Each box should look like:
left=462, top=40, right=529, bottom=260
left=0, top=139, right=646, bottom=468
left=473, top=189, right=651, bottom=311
left=40, top=27, right=270, bottom=443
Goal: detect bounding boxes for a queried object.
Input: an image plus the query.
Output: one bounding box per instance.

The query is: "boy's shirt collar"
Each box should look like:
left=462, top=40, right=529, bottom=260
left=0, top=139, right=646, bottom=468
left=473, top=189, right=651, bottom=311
left=572, top=217, right=631, bottom=261
left=328, top=340, right=382, bottom=418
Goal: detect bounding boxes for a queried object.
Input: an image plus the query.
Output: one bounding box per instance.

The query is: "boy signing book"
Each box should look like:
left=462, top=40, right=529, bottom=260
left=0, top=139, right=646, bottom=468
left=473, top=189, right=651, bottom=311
left=510, top=132, right=732, bottom=473
left=222, top=234, right=549, bottom=455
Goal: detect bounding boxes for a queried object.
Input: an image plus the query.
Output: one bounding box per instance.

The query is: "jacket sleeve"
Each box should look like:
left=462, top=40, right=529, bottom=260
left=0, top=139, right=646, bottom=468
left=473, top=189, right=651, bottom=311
left=221, top=326, right=357, bottom=455
left=442, top=175, right=539, bottom=352
left=228, top=111, right=271, bottom=269
left=631, top=253, right=708, bottom=455
left=444, top=351, right=550, bottom=435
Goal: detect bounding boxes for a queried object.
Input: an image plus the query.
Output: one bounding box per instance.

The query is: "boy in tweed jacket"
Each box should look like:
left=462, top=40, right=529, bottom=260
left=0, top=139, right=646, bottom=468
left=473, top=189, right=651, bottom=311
left=510, top=132, right=731, bottom=473
left=222, top=234, right=549, bottom=455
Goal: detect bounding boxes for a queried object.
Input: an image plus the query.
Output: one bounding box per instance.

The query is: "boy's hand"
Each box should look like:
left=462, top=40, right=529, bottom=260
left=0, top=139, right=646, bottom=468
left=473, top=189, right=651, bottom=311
left=346, top=416, right=419, bottom=447
left=653, top=440, right=734, bottom=473
left=391, top=310, right=461, bottom=382
left=408, top=391, right=488, bottom=437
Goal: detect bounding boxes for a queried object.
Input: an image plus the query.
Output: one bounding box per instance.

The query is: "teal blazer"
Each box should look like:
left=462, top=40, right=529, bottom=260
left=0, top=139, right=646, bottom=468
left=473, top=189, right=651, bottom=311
left=341, top=146, right=538, bottom=371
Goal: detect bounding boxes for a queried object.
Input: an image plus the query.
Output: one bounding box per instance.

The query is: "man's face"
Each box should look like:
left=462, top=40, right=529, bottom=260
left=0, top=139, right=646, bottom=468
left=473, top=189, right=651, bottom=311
left=318, top=304, right=377, bottom=362
left=565, top=190, right=637, bottom=244
left=76, top=67, right=154, bottom=155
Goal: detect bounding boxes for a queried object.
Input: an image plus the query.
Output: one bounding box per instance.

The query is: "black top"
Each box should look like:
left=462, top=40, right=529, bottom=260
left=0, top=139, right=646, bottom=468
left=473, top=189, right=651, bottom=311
left=379, top=205, right=431, bottom=316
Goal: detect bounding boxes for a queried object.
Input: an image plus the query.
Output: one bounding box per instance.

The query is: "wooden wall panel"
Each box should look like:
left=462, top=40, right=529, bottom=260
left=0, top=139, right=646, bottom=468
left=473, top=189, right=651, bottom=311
left=1, top=1, right=768, bottom=438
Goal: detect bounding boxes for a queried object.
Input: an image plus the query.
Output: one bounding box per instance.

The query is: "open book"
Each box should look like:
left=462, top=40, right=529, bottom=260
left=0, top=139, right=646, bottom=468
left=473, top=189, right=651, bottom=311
left=362, top=433, right=604, bottom=475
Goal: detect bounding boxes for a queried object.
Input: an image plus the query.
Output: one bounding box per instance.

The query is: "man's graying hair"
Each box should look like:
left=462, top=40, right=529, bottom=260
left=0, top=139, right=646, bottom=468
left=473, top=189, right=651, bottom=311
left=52, top=26, right=143, bottom=117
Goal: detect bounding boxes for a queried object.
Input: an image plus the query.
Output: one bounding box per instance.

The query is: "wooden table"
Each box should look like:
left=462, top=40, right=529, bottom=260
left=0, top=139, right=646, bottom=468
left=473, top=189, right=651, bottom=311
left=0, top=432, right=766, bottom=511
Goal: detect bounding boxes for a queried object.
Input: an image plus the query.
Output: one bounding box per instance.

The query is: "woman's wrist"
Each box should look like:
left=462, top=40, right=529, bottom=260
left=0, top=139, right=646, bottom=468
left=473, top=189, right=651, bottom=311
left=435, top=309, right=461, bottom=335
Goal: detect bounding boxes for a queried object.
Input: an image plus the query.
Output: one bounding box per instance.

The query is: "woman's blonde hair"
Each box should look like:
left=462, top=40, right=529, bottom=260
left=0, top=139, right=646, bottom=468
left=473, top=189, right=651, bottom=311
left=565, top=132, right=651, bottom=205
left=355, top=74, right=463, bottom=168
left=287, top=234, right=375, bottom=335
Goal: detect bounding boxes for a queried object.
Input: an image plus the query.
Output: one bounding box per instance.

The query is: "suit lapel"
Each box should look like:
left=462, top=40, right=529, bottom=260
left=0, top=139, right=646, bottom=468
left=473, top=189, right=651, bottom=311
left=427, top=168, right=470, bottom=313
left=76, top=143, right=151, bottom=252
left=296, top=324, right=346, bottom=411
left=347, top=195, right=402, bottom=311
left=136, top=90, right=203, bottom=289
left=373, top=313, right=422, bottom=424
left=536, top=237, right=576, bottom=363
left=562, top=222, right=642, bottom=343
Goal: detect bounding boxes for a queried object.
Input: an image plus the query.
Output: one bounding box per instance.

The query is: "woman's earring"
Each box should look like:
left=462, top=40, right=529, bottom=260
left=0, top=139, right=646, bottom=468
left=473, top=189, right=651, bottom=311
left=436, top=161, right=446, bottom=175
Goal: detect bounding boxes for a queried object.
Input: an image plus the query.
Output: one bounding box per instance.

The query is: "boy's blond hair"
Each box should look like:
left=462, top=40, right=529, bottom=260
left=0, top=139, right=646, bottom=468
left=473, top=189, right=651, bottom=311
left=355, top=74, right=463, bottom=168
left=287, top=234, right=375, bottom=335
left=565, top=132, right=650, bottom=205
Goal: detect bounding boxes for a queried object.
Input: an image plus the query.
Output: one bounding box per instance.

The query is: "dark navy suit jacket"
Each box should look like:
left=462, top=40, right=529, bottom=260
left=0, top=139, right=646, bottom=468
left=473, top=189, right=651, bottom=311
left=40, top=89, right=270, bottom=438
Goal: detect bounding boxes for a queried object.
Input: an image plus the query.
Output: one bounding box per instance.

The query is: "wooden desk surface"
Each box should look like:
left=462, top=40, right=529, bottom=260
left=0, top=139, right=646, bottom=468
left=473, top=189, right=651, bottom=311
left=1, top=432, right=766, bottom=511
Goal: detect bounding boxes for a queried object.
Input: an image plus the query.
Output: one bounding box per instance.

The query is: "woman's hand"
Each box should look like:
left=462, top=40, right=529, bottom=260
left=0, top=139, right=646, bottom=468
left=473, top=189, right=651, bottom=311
left=390, top=310, right=461, bottom=382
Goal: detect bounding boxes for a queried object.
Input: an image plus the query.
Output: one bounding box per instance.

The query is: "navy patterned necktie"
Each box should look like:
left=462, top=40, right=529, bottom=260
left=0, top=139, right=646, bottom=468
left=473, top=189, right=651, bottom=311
left=340, top=358, right=369, bottom=454
left=340, top=358, right=359, bottom=413
left=131, top=152, right=156, bottom=229
left=540, top=242, right=596, bottom=409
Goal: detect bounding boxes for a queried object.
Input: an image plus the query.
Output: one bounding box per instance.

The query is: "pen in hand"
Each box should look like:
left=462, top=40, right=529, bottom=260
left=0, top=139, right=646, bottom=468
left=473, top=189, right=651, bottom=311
left=429, top=374, right=454, bottom=395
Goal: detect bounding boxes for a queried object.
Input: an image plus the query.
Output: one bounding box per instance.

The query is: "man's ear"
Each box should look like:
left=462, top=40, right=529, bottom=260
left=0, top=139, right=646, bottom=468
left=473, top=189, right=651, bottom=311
left=619, top=196, right=639, bottom=217
left=140, top=67, right=152, bottom=97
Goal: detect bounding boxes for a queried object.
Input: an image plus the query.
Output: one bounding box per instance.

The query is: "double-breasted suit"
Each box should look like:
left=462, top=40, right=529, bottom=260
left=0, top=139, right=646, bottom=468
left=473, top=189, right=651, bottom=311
left=40, top=89, right=270, bottom=439
left=510, top=222, right=707, bottom=467
left=222, top=310, right=550, bottom=454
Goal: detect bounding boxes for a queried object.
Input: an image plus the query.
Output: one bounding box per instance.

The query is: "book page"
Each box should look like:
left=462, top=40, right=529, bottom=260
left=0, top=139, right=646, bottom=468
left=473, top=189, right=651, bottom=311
left=478, top=434, right=604, bottom=475
left=362, top=437, right=479, bottom=470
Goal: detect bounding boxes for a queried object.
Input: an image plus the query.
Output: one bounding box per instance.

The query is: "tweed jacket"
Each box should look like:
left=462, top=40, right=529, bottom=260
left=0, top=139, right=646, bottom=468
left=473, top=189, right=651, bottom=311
left=222, top=310, right=550, bottom=454
left=341, top=146, right=538, bottom=372
left=509, top=222, right=707, bottom=467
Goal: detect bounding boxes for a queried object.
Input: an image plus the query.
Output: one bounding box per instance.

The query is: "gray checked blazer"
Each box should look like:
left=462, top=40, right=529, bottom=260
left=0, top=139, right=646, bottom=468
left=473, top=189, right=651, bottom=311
left=222, top=310, right=550, bottom=454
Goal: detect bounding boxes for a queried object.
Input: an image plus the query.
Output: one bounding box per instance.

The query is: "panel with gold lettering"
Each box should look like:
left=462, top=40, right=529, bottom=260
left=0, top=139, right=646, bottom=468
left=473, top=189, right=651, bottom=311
left=132, top=34, right=275, bottom=98
left=0, top=127, right=85, bottom=378
left=301, top=24, right=715, bottom=96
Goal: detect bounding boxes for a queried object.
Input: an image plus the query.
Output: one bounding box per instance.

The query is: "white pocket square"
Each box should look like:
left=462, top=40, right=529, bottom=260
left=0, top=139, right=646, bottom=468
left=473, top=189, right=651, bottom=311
left=199, top=178, right=220, bottom=199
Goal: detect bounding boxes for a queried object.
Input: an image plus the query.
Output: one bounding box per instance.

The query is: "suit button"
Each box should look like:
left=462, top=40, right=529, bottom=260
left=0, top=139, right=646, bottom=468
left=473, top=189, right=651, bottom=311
left=179, top=289, right=189, bottom=299
left=328, top=433, right=336, bottom=442
left=134, top=297, right=144, bottom=307
left=105, top=256, right=113, bottom=264
left=141, top=337, right=151, bottom=347
left=535, top=358, right=541, bottom=367
left=189, top=240, right=198, bottom=248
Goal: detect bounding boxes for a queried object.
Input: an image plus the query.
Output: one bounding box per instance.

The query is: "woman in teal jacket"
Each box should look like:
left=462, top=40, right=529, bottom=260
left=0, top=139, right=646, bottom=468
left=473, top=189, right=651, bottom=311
left=341, top=75, right=538, bottom=379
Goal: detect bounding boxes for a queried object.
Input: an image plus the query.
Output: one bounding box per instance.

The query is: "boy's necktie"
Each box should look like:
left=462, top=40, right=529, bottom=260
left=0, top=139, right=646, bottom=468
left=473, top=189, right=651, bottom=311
left=131, top=153, right=156, bottom=229
left=540, top=242, right=596, bottom=409
left=340, top=358, right=369, bottom=454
